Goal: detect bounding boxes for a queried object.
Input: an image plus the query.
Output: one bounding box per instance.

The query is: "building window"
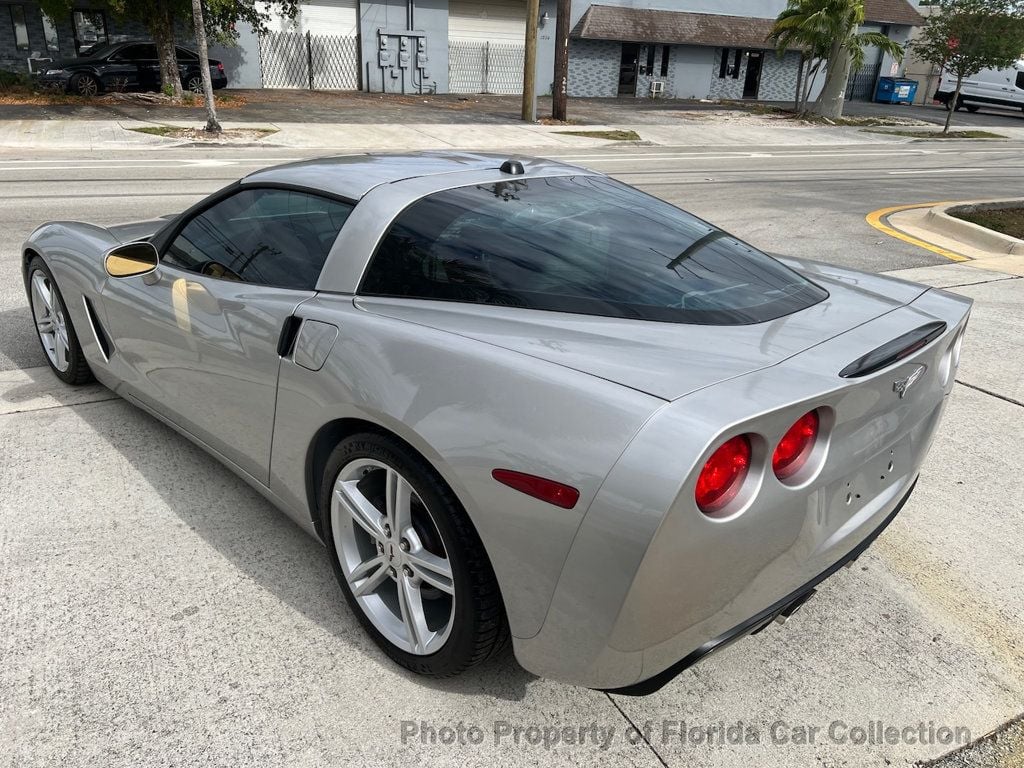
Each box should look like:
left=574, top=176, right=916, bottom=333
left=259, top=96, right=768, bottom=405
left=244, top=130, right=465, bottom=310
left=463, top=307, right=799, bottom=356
left=660, top=45, right=670, bottom=77
left=645, top=45, right=655, bottom=75
left=718, top=48, right=729, bottom=78
left=732, top=48, right=742, bottom=79
left=41, top=13, right=60, bottom=53
left=72, top=11, right=108, bottom=55
left=10, top=5, right=29, bottom=51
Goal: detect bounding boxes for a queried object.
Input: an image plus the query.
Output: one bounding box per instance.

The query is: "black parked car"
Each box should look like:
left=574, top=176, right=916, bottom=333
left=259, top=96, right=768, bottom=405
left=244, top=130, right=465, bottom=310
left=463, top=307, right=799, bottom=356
left=37, top=41, right=228, bottom=96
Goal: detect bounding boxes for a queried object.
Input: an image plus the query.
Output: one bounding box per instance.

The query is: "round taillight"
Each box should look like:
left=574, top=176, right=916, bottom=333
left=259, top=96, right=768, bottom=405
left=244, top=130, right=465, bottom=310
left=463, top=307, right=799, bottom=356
left=695, top=434, right=752, bottom=514
left=773, top=410, right=820, bottom=480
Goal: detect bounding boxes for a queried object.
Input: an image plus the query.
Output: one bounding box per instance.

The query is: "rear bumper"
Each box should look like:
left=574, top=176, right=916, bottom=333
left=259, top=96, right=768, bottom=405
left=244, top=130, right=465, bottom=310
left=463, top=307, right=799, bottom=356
left=605, top=478, right=916, bottom=696
left=509, top=288, right=971, bottom=691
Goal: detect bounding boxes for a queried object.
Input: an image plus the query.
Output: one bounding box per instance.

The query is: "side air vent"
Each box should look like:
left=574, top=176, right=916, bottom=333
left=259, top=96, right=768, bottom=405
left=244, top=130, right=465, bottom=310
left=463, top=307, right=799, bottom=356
left=81, top=295, right=113, bottom=361
left=839, top=321, right=946, bottom=378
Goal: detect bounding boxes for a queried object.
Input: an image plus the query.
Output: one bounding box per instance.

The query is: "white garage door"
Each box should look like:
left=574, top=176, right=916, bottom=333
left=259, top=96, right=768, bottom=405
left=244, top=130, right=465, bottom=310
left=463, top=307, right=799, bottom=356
left=448, top=0, right=525, bottom=94
left=260, top=0, right=358, bottom=35
left=299, top=0, right=358, bottom=36
left=448, top=0, right=526, bottom=42
left=258, top=0, right=359, bottom=90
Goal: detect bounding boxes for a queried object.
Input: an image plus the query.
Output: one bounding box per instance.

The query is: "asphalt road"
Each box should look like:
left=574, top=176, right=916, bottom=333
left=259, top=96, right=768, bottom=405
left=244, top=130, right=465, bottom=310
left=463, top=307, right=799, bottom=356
left=1, top=142, right=1022, bottom=768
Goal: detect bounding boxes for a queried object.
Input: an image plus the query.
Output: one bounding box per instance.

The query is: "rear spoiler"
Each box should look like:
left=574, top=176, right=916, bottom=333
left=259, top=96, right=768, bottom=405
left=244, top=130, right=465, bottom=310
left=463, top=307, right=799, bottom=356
left=838, top=321, right=947, bottom=378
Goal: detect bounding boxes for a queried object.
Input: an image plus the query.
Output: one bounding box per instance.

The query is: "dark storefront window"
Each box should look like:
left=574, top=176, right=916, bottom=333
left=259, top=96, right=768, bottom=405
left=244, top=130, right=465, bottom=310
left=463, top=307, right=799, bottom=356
left=10, top=5, right=29, bottom=51
left=41, top=13, right=60, bottom=52
left=718, top=48, right=729, bottom=78
left=645, top=45, right=655, bottom=74
left=660, top=45, right=670, bottom=76
left=72, top=11, right=108, bottom=55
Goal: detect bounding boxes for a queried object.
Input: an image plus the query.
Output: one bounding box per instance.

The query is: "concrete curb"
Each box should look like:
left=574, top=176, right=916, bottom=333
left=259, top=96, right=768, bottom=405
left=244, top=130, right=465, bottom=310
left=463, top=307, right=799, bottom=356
left=924, top=199, right=1024, bottom=256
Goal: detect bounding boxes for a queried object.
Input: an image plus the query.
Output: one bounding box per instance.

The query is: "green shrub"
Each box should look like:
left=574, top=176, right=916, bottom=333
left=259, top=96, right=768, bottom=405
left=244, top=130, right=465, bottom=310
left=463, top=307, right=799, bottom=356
left=0, top=69, right=33, bottom=91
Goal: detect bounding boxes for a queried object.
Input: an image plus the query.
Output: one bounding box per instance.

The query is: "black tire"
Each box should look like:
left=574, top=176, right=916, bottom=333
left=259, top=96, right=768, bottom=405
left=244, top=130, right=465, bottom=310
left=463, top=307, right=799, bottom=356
left=321, top=431, right=509, bottom=677
left=185, top=75, right=203, bottom=94
left=965, top=104, right=980, bottom=113
left=70, top=73, right=101, bottom=97
left=954, top=96, right=964, bottom=112
left=26, top=256, right=94, bottom=385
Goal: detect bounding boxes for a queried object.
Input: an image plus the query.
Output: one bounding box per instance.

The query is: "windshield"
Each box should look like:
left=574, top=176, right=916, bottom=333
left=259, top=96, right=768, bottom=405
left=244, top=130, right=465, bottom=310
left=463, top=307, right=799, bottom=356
left=360, top=175, right=827, bottom=325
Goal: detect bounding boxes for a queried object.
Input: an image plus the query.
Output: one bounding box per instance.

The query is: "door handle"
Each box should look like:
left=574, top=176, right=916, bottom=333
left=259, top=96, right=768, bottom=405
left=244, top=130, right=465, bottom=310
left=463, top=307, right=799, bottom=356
left=277, top=315, right=302, bottom=357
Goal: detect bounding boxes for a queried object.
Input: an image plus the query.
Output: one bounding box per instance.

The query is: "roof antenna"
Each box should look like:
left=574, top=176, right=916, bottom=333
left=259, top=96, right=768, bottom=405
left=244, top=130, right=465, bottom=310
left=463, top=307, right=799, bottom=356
left=500, top=159, right=525, bottom=175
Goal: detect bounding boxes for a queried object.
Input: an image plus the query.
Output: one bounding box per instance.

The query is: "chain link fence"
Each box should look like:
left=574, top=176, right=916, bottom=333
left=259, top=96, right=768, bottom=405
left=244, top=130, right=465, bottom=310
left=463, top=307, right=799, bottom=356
left=448, top=40, right=523, bottom=95
left=259, top=30, right=359, bottom=91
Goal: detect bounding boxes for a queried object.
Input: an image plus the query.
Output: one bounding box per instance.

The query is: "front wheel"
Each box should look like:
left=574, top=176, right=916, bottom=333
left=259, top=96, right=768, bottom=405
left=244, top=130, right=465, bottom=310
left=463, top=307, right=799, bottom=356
left=70, top=73, right=100, bottom=97
left=26, top=257, right=94, bottom=385
left=322, top=432, right=509, bottom=677
left=185, top=75, right=203, bottom=94
left=965, top=104, right=979, bottom=113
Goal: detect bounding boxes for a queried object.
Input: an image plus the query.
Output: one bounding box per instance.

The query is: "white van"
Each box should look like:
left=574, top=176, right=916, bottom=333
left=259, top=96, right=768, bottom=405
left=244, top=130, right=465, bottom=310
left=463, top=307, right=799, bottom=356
left=934, top=60, right=1024, bottom=113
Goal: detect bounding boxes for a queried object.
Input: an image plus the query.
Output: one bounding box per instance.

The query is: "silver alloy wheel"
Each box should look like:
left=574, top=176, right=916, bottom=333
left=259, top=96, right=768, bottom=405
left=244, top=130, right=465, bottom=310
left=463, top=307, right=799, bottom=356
left=76, top=76, right=98, bottom=97
left=30, top=270, right=71, bottom=373
left=187, top=76, right=203, bottom=94
left=331, top=458, right=455, bottom=655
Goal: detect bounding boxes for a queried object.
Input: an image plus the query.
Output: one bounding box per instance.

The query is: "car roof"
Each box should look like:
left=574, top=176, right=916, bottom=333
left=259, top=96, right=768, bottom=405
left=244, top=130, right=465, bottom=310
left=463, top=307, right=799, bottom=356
left=239, top=151, right=589, bottom=201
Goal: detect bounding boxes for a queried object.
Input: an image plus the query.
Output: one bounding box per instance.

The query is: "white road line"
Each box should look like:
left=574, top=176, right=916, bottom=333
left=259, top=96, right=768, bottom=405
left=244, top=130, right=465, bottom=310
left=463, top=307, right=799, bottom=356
left=887, top=168, right=985, bottom=175
left=546, top=148, right=1017, bottom=162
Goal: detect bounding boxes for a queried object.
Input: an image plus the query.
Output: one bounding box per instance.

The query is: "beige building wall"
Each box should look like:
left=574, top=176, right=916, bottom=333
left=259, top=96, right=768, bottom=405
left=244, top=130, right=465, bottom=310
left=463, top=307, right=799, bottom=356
left=902, top=3, right=942, bottom=104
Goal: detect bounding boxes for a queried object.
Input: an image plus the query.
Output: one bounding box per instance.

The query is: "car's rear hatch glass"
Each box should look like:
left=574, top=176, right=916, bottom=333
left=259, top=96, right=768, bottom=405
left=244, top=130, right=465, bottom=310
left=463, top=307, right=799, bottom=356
left=359, top=175, right=828, bottom=325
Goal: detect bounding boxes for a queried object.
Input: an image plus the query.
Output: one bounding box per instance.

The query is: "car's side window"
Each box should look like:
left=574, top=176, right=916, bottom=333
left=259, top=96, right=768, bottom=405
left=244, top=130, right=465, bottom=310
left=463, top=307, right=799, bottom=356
left=1016, top=71, right=1024, bottom=90
left=164, top=188, right=353, bottom=290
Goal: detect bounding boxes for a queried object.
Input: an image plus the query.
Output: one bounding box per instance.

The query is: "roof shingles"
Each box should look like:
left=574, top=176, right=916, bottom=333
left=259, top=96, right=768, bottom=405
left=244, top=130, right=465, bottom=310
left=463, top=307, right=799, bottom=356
left=571, top=1, right=924, bottom=47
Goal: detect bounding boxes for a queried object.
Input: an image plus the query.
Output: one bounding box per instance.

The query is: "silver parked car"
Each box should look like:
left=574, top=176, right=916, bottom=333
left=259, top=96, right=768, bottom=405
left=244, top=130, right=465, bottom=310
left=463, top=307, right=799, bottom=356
left=23, top=152, right=970, bottom=693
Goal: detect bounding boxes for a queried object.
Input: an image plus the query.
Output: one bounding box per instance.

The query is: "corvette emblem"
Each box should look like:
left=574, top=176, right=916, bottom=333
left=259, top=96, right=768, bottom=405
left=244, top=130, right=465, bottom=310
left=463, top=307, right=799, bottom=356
left=893, top=366, right=925, bottom=399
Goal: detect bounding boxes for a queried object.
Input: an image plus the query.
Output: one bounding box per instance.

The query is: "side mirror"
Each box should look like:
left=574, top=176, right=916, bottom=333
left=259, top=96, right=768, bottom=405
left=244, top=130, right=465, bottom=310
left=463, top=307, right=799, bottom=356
left=104, top=241, right=159, bottom=278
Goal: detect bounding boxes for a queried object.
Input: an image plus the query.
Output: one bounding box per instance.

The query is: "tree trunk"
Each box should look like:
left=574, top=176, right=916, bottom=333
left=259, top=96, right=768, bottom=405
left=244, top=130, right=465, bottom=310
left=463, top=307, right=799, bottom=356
left=814, top=35, right=852, bottom=120
left=794, top=54, right=805, bottom=111
left=551, top=0, right=570, bottom=121
left=801, top=60, right=822, bottom=115
left=151, top=0, right=182, bottom=101
left=191, top=0, right=221, bottom=133
left=945, top=74, right=962, bottom=134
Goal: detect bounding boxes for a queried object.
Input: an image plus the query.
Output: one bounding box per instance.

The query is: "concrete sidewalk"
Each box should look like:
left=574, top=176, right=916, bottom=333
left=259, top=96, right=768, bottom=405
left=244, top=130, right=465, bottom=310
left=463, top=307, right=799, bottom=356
left=0, top=116, right=944, bottom=151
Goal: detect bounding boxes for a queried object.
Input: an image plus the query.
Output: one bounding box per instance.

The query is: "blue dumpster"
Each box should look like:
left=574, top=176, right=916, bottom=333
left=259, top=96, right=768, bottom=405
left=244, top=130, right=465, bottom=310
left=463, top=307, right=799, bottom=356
left=875, top=77, right=918, bottom=105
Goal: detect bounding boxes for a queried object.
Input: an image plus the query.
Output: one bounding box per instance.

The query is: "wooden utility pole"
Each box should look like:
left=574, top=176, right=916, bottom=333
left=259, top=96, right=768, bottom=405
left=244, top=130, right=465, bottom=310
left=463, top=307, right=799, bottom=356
left=521, top=0, right=540, bottom=121
left=552, top=0, right=570, bottom=121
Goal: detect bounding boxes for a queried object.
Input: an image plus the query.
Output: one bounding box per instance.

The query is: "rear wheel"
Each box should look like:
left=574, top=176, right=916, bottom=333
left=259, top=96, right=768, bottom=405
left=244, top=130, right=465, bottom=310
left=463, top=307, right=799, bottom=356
left=186, top=75, right=203, bottom=94
left=70, top=73, right=100, bottom=97
left=26, top=257, right=94, bottom=385
left=321, top=431, right=509, bottom=677
left=965, top=104, right=980, bottom=113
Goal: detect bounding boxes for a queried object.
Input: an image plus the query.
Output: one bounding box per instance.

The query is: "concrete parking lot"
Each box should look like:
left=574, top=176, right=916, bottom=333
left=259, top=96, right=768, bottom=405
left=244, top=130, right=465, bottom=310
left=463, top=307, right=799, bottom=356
left=1, top=140, right=1022, bottom=767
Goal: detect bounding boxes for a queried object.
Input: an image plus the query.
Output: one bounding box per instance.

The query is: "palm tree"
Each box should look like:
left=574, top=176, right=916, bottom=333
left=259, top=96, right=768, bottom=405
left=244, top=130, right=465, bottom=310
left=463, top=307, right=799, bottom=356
left=769, top=0, right=906, bottom=119
left=769, top=6, right=830, bottom=115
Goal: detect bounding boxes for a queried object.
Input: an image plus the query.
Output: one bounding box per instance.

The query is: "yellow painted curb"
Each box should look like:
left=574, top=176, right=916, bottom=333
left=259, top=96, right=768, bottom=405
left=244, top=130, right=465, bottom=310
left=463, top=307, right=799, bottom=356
left=865, top=203, right=971, bottom=263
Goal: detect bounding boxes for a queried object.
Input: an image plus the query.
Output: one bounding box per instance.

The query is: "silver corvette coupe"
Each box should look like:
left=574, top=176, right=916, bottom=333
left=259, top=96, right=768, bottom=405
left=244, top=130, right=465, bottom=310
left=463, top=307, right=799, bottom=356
left=23, top=152, right=970, bottom=694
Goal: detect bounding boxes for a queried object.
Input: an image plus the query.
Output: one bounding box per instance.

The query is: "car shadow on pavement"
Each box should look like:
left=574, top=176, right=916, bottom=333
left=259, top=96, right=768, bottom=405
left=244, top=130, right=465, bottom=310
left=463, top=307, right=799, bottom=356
left=0, top=306, right=535, bottom=701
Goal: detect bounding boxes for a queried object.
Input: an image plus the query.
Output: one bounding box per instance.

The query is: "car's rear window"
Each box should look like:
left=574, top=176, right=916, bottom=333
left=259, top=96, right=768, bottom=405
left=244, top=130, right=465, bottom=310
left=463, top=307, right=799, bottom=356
left=359, top=175, right=827, bottom=325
